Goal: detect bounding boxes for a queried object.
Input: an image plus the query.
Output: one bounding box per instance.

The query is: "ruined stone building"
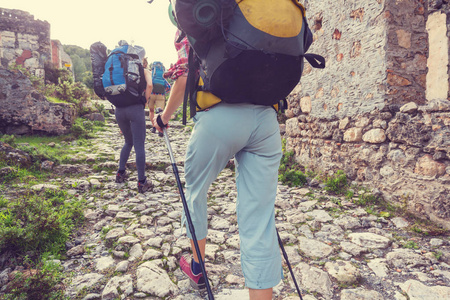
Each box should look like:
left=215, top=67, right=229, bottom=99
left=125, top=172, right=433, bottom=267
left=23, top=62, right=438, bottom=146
left=287, top=1, right=449, bottom=229
left=0, top=8, right=75, bottom=135
left=0, top=8, right=72, bottom=76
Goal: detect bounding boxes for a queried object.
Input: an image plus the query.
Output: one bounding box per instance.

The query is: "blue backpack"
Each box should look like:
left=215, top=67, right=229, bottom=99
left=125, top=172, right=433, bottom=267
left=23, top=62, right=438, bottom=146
left=151, top=61, right=167, bottom=94
left=102, top=44, right=146, bottom=103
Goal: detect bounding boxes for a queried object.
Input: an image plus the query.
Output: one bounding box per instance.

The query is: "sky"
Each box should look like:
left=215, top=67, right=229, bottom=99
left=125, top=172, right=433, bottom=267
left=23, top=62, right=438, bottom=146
left=0, top=0, right=178, bottom=67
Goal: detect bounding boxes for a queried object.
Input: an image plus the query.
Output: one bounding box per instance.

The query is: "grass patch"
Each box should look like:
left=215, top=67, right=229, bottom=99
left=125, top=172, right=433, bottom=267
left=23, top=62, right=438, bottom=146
left=46, top=96, right=69, bottom=104
left=0, top=190, right=85, bottom=257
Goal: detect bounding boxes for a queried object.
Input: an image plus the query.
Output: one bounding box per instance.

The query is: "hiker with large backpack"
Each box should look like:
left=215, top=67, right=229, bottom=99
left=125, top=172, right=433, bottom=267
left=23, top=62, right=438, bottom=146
left=147, top=60, right=171, bottom=137
left=153, top=1, right=325, bottom=299
left=90, top=40, right=154, bottom=193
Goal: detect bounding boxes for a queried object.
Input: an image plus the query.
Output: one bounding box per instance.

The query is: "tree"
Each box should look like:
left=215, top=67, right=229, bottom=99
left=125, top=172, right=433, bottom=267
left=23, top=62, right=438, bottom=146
left=63, top=45, right=92, bottom=84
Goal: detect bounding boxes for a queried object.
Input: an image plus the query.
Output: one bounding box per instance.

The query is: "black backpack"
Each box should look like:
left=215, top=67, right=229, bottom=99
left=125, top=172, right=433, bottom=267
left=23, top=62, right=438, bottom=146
left=171, top=0, right=325, bottom=123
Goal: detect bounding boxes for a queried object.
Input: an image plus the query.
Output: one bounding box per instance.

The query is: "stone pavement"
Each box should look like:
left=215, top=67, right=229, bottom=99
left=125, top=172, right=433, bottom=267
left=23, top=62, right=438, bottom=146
left=23, top=114, right=450, bottom=299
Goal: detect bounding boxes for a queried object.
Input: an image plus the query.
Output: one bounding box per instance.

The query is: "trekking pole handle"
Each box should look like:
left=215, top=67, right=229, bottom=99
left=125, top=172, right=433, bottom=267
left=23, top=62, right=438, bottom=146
left=155, top=109, right=175, bottom=164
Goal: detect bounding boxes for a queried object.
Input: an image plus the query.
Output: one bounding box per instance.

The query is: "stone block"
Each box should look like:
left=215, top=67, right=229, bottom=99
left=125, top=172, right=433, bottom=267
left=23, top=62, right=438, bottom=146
left=414, top=154, right=446, bottom=177
left=343, top=127, right=363, bottom=142
left=362, top=129, right=387, bottom=144
left=300, top=96, right=312, bottom=113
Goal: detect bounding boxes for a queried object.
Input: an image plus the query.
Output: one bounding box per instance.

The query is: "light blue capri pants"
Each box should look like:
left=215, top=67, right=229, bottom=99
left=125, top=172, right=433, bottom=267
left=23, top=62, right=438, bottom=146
left=183, top=102, right=283, bottom=289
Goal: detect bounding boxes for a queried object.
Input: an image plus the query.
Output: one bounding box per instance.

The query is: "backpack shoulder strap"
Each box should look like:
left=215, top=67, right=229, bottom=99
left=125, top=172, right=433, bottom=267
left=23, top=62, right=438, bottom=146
left=182, top=47, right=200, bottom=125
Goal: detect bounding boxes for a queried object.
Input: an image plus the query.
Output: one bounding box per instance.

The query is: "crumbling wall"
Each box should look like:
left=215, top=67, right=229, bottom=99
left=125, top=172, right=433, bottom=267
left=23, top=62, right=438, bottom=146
left=0, top=8, right=72, bottom=76
left=285, top=0, right=450, bottom=229
left=0, top=8, right=51, bottom=77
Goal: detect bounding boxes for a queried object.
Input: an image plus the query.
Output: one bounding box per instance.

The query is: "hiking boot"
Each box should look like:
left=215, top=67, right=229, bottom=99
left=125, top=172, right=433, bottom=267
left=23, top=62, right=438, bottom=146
left=150, top=127, right=156, bottom=133
left=137, top=178, right=153, bottom=193
left=115, top=170, right=128, bottom=183
left=180, top=255, right=206, bottom=290
left=158, top=132, right=164, bottom=137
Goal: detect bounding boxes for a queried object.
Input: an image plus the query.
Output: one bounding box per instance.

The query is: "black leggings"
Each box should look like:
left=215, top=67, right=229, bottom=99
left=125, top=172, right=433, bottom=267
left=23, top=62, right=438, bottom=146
left=115, top=104, right=146, bottom=181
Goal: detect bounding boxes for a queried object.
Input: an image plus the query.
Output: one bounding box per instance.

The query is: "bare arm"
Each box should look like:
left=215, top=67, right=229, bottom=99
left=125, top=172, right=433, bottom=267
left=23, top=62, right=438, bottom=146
left=143, top=69, right=153, bottom=101
left=153, top=75, right=187, bottom=131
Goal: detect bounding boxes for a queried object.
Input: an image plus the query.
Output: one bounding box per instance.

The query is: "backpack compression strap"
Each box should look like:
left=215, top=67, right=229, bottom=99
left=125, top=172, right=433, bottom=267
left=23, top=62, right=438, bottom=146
left=303, top=53, right=326, bottom=69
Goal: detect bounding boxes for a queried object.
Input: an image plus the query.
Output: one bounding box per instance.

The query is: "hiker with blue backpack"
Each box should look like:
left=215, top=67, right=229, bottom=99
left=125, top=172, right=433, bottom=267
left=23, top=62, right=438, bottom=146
left=146, top=60, right=171, bottom=137
left=90, top=40, right=154, bottom=194
left=152, top=1, right=325, bottom=299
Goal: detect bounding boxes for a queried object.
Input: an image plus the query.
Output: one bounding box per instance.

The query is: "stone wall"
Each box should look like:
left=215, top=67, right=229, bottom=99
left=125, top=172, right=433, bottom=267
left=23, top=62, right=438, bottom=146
left=0, top=8, right=72, bottom=76
left=0, top=8, right=51, bottom=77
left=0, top=67, right=76, bottom=135
left=285, top=0, right=450, bottom=229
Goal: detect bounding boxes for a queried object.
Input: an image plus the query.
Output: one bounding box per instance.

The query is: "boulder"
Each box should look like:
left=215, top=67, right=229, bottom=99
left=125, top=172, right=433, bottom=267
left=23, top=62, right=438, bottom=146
left=0, top=67, right=76, bottom=135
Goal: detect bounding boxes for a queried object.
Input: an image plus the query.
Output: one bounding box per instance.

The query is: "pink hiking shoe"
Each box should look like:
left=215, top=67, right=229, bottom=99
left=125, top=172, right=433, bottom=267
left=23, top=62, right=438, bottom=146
left=180, top=255, right=206, bottom=290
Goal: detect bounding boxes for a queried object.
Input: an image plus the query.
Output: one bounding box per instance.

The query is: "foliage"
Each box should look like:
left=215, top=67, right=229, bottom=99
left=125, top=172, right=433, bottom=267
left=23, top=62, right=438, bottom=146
left=63, top=44, right=93, bottom=88
left=279, top=169, right=307, bottom=187
left=0, top=134, right=17, bottom=147
left=71, top=118, right=95, bottom=139
left=8, top=63, right=44, bottom=92
left=2, top=257, right=67, bottom=300
left=9, top=62, right=92, bottom=116
left=324, top=170, right=348, bottom=194
left=93, top=102, right=111, bottom=118
left=354, top=192, right=379, bottom=206
left=44, top=62, right=73, bottom=85
left=278, top=150, right=307, bottom=187
left=403, top=240, right=419, bottom=249
left=0, top=190, right=85, bottom=256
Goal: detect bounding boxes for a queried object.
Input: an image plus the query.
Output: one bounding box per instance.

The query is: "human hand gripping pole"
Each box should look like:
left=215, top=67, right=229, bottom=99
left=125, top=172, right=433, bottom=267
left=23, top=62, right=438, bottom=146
left=155, top=108, right=214, bottom=300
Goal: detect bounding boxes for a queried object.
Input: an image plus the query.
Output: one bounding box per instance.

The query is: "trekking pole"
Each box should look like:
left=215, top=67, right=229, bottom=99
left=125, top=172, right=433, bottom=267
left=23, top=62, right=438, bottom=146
left=277, top=229, right=303, bottom=300
left=155, top=109, right=214, bottom=300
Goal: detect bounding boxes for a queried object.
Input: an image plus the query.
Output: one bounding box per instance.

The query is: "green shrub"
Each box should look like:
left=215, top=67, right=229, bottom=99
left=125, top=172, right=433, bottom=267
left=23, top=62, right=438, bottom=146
left=278, top=149, right=309, bottom=187
left=71, top=118, right=94, bottom=138
left=0, top=191, right=85, bottom=256
left=324, top=170, right=348, bottom=194
left=279, top=169, right=307, bottom=187
left=354, top=192, right=378, bottom=206
left=2, top=257, right=67, bottom=300
left=93, top=102, right=111, bottom=118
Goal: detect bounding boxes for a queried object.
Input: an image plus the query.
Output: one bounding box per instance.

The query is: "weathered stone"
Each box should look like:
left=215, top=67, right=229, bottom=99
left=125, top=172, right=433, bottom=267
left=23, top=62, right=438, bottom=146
left=348, top=232, right=390, bottom=249
left=300, top=96, right=312, bottom=113
left=136, top=261, right=178, bottom=297
left=340, top=288, right=384, bottom=300
left=325, top=261, right=361, bottom=284
left=67, top=245, right=84, bottom=256
left=414, top=154, right=446, bottom=177
left=343, top=128, right=363, bottom=142
left=400, top=102, right=419, bottom=113
left=298, top=237, right=333, bottom=258
left=362, top=129, right=386, bottom=144
left=386, top=249, right=431, bottom=268
left=0, top=67, right=75, bottom=135
left=339, top=117, right=350, bottom=130
left=396, top=29, right=412, bottom=48
left=69, top=273, right=104, bottom=295
left=101, top=275, right=133, bottom=300
left=399, top=280, right=450, bottom=300
left=0, top=141, right=32, bottom=167
left=386, top=113, right=431, bottom=147
left=294, top=263, right=333, bottom=299
left=105, top=228, right=125, bottom=240
left=95, top=256, right=115, bottom=272
left=83, top=113, right=105, bottom=122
